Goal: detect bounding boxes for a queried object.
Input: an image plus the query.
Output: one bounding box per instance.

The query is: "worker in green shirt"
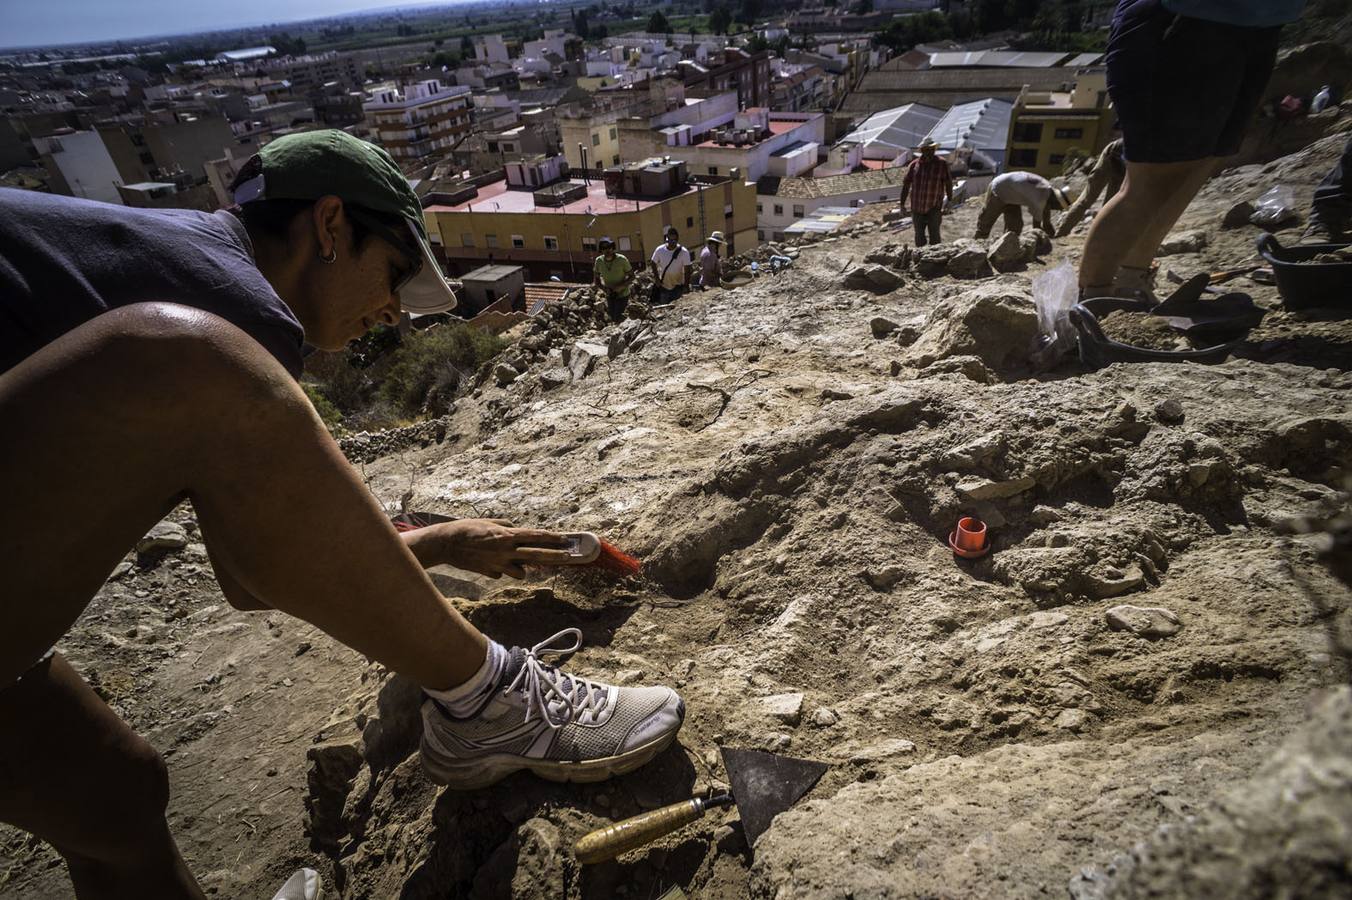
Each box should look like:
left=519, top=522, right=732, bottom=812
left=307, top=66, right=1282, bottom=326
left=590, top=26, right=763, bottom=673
left=592, top=236, right=634, bottom=321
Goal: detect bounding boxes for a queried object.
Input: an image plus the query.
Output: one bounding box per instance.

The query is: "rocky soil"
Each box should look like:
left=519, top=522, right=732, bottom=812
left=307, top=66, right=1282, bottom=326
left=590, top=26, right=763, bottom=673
left=3, top=132, right=1351, bottom=900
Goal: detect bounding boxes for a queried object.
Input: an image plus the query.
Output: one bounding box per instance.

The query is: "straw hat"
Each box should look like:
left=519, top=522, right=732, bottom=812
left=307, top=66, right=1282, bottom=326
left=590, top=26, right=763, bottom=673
left=707, top=231, right=726, bottom=244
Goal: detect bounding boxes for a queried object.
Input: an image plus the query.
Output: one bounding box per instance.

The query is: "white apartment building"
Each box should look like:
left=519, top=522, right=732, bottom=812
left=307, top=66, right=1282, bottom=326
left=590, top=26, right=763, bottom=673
left=33, top=130, right=124, bottom=205
left=756, top=168, right=909, bottom=242
left=364, top=80, right=473, bottom=162
left=648, top=108, right=827, bottom=182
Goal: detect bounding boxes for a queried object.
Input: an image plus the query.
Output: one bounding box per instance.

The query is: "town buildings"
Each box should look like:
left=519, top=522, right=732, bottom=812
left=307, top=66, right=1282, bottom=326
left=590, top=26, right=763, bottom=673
left=364, top=79, right=473, bottom=163
left=1005, top=73, right=1115, bottom=176
left=423, top=154, right=756, bottom=282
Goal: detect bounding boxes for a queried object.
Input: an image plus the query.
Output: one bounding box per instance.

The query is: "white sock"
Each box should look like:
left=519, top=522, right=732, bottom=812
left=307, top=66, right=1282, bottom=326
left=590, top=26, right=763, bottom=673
left=425, top=639, right=509, bottom=717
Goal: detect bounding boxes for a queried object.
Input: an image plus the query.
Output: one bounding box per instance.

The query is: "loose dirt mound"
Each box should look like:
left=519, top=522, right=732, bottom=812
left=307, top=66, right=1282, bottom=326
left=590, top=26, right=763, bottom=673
left=3, top=136, right=1350, bottom=899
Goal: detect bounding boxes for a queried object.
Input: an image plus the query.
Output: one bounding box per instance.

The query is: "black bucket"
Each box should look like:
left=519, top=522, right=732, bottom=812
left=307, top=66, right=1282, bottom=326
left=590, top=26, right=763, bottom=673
left=1256, top=233, right=1352, bottom=311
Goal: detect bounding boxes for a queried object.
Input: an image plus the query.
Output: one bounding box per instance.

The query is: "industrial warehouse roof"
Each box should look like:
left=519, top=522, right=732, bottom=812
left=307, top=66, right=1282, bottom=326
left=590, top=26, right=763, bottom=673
left=839, top=102, right=944, bottom=157
left=928, top=50, right=1073, bottom=68
left=757, top=166, right=908, bottom=200
left=923, top=97, right=1013, bottom=154
left=463, top=264, right=524, bottom=282
left=843, top=66, right=1081, bottom=113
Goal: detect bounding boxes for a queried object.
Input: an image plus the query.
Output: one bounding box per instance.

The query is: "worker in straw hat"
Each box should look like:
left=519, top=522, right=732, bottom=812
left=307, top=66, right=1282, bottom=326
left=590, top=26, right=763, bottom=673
left=974, top=170, right=1073, bottom=240
left=698, top=231, right=726, bottom=290
left=0, top=129, right=686, bottom=898
left=898, top=137, right=954, bottom=247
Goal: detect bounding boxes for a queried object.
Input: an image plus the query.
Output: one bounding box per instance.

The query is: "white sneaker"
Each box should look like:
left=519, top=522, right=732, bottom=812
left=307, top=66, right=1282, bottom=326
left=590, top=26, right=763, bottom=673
left=420, top=629, right=685, bottom=789
left=270, top=868, right=322, bottom=900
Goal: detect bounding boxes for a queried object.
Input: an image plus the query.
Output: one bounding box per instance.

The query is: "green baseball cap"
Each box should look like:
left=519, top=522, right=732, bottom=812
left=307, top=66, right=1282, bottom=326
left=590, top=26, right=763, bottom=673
left=233, top=129, right=457, bottom=314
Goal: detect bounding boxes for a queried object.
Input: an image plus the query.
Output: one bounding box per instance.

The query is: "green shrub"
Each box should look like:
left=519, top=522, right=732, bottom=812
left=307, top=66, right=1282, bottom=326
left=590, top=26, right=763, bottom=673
left=301, top=382, right=346, bottom=435
left=378, top=323, right=505, bottom=419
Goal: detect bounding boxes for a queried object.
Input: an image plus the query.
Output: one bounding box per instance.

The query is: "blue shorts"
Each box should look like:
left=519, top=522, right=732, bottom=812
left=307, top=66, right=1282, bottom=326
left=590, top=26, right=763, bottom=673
left=1107, top=0, right=1281, bottom=163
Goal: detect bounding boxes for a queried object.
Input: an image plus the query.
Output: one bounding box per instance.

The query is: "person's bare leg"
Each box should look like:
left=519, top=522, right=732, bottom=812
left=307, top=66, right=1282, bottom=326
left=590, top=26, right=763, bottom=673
left=1079, top=158, right=1215, bottom=291
left=0, top=655, right=203, bottom=900
left=0, top=302, right=485, bottom=691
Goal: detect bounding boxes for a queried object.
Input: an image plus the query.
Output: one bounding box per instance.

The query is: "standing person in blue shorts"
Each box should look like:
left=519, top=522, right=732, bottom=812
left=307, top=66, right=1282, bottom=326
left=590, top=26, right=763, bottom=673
left=1078, top=0, right=1307, bottom=301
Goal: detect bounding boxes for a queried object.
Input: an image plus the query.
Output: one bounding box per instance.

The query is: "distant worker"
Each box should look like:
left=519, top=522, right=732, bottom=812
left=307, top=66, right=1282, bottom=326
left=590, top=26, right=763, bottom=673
left=649, top=225, right=692, bottom=305
left=1078, top=0, right=1305, bottom=302
left=592, top=236, right=634, bottom=321
left=974, top=171, right=1071, bottom=239
left=698, top=231, right=725, bottom=290
left=898, top=137, right=953, bottom=247
left=1057, top=138, right=1126, bottom=237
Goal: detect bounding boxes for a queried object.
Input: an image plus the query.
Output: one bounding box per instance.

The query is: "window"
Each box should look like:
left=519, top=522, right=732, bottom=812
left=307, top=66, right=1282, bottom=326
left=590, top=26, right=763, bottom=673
left=618, top=236, right=632, bottom=251
left=1012, top=122, right=1043, bottom=143
left=686, top=216, right=694, bottom=227
left=592, top=133, right=600, bottom=146
left=608, top=127, right=617, bottom=140
left=503, top=142, right=515, bottom=152
left=773, top=231, right=785, bottom=241
left=487, top=141, right=499, bottom=153
left=461, top=233, right=475, bottom=247
left=757, top=229, right=765, bottom=241
left=582, top=237, right=598, bottom=252
left=773, top=204, right=784, bottom=215
left=485, top=233, right=499, bottom=248
left=1049, top=153, right=1066, bottom=165
left=793, top=204, right=804, bottom=217
left=612, top=155, right=619, bottom=164
left=544, top=235, right=559, bottom=250
left=511, top=234, right=525, bottom=249
left=756, top=203, right=763, bottom=214
left=708, top=166, right=718, bottom=175
left=1009, top=148, right=1039, bottom=168
left=1053, top=128, right=1083, bottom=140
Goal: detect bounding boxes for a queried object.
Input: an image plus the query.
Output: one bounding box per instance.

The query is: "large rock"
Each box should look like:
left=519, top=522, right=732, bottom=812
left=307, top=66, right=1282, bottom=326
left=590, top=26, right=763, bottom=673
left=1105, top=604, right=1181, bottom=638
left=844, top=264, right=904, bottom=293
left=492, top=362, right=520, bottom=387
left=901, top=283, right=1039, bottom=375
left=987, top=231, right=1025, bottom=272
left=567, top=341, right=608, bottom=381
left=1156, top=229, right=1209, bottom=256
left=137, top=521, right=189, bottom=554
left=946, top=239, right=994, bottom=278
left=1019, top=228, right=1053, bottom=261
left=1221, top=199, right=1258, bottom=228
left=912, top=243, right=958, bottom=278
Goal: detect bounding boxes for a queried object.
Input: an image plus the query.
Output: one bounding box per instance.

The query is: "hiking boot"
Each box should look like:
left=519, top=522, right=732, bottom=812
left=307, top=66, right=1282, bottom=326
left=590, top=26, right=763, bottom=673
left=420, top=629, right=685, bottom=790
left=1295, top=219, right=1343, bottom=246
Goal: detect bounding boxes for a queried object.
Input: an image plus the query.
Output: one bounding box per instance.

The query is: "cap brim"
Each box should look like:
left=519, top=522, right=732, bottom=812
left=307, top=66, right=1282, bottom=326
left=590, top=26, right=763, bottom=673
left=398, top=220, right=458, bottom=314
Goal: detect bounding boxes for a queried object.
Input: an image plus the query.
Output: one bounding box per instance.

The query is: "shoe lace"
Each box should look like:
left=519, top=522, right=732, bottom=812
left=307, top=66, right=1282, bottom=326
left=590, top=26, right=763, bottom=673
left=505, top=628, right=608, bottom=730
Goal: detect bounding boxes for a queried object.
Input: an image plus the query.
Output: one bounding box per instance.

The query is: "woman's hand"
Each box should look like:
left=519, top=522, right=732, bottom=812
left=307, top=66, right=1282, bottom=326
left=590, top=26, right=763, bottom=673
left=401, top=519, right=574, bottom=579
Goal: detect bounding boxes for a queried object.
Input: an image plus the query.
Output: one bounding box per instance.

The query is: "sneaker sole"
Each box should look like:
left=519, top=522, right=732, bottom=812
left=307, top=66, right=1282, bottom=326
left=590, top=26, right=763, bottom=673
left=420, top=730, right=679, bottom=790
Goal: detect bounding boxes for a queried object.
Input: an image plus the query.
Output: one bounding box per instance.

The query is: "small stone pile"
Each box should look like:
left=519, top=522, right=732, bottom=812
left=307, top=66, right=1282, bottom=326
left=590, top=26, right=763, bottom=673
left=854, top=229, right=1053, bottom=286
left=338, top=416, right=452, bottom=464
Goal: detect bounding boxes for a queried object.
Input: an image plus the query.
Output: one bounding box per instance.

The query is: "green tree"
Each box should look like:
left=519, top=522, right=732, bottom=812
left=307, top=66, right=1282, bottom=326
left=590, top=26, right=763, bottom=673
left=647, top=9, right=673, bottom=32
left=736, top=0, right=762, bottom=24
left=708, top=5, right=732, bottom=34
left=461, top=34, right=476, bottom=56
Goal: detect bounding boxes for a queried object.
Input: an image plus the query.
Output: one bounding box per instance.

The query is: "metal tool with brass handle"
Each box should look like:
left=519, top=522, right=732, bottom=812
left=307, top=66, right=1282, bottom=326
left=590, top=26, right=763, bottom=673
left=574, top=794, right=734, bottom=864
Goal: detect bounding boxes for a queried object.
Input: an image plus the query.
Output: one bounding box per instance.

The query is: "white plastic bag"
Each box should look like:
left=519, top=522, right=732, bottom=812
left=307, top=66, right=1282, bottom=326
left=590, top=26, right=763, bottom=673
left=1249, top=185, right=1297, bottom=227
left=1031, top=261, right=1078, bottom=366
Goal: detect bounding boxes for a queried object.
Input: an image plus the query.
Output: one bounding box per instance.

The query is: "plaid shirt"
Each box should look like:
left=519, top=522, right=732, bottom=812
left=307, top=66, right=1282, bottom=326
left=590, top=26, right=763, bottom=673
left=900, top=155, right=952, bottom=214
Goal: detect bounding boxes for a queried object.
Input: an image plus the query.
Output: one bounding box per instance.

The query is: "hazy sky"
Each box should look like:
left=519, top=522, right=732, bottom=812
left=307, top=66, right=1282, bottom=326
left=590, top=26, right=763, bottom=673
left=7, top=0, right=462, bottom=50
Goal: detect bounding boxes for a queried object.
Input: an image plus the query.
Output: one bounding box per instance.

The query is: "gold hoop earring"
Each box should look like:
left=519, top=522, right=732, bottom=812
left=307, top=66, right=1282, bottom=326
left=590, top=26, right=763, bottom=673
left=320, top=248, right=337, bottom=264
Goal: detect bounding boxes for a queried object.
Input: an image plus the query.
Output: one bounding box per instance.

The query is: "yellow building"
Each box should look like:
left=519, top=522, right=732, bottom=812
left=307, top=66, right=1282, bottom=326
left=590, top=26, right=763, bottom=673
left=424, top=157, right=757, bottom=282
left=1005, top=72, right=1115, bottom=178
left=558, top=112, right=623, bottom=172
